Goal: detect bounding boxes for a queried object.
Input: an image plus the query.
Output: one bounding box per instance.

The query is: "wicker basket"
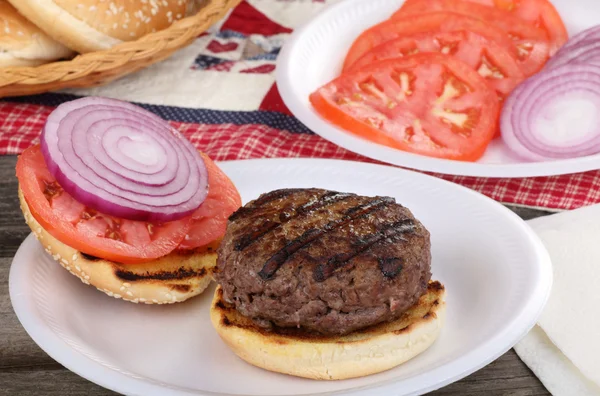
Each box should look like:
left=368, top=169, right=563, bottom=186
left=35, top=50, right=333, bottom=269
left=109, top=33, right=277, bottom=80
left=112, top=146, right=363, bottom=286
left=0, top=0, right=241, bottom=98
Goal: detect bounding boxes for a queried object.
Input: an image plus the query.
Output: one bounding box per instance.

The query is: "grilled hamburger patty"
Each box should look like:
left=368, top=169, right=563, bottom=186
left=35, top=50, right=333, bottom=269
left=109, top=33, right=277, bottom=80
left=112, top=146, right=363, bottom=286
left=215, top=188, right=432, bottom=336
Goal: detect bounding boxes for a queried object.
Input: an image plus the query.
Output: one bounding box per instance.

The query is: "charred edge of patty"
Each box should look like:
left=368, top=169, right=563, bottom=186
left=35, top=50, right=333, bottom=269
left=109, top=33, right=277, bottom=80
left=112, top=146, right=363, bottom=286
left=228, top=189, right=303, bottom=222
left=214, top=281, right=444, bottom=342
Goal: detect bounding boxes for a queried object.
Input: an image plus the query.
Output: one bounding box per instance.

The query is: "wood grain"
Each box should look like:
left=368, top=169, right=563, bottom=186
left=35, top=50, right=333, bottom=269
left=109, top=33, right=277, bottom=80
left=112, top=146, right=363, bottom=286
left=0, top=155, right=551, bottom=395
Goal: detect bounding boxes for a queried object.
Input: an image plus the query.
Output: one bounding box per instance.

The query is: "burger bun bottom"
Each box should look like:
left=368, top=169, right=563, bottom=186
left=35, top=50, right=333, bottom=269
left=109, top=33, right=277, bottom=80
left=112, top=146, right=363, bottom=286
left=19, top=188, right=217, bottom=304
left=210, top=281, right=446, bottom=380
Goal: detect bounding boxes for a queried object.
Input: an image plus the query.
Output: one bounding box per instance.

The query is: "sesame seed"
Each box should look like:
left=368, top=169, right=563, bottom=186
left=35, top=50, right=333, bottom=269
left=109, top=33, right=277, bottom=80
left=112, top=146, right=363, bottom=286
left=152, top=299, right=158, bottom=303
left=84, top=275, right=90, bottom=280
left=176, top=13, right=182, bottom=19
left=47, top=245, right=53, bottom=251
left=171, top=295, right=177, bottom=302
left=75, top=265, right=81, bottom=271
left=89, top=5, right=97, bottom=11
left=165, top=293, right=172, bottom=298
left=106, top=291, right=114, bottom=297
left=61, top=259, right=68, bottom=265
left=122, top=24, right=128, bottom=29
left=52, top=254, right=60, bottom=261
left=123, top=282, right=131, bottom=287
left=132, top=298, right=139, bottom=303
left=120, top=286, right=125, bottom=291
left=66, top=266, right=71, bottom=271
left=72, top=254, right=78, bottom=261
left=114, top=294, right=121, bottom=299
left=36, top=227, right=42, bottom=233
left=126, top=291, right=133, bottom=297
left=139, top=298, right=147, bottom=302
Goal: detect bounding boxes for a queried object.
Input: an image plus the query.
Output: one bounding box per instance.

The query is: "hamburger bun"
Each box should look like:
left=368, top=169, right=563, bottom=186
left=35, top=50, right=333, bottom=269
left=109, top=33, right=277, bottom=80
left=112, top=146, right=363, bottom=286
left=210, top=281, right=446, bottom=380
left=20, top=188, right=216, bottom=304
left=0, top=0, right=73, bottom=66
left=8, top=0, right=190, bottom=53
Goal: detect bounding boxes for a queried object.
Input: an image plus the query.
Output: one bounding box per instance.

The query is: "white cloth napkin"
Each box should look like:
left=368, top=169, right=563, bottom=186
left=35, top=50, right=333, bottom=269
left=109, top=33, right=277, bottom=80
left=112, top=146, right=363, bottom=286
left=515, top=204, right=600, bottom=395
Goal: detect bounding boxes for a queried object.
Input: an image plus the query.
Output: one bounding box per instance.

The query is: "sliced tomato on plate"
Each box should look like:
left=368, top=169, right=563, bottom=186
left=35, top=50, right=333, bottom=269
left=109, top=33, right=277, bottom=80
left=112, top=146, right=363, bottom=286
left=391, top=0, right=550, bottom=76
left=17, top=145, right=240, bottom=263
left=344, top=13, right=516, bottom=72
left=401, top=0, right=568, bottom=53
left=494, top=0, right=567, bottom=54
left=177, top=153, right=242, bottom=250
left=348, top=30, right=525, bottom=100
left=312, top=53, right=500, bottom=161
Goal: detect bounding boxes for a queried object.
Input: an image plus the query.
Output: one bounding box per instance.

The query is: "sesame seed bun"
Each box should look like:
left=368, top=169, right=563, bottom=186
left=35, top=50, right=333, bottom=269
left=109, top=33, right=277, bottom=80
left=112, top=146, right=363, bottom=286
left=210, top=282, right=446, bottom=380
left=0, top=0, right=73, bottom=66
left=19, top=188, right=216, bottom=304
left=7, top=0, right=190, bottom=53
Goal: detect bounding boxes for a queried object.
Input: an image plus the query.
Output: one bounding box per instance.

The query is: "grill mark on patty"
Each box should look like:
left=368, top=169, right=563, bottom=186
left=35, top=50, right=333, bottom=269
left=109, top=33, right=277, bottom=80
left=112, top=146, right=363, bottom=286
left=234, top=191, right=354, bottom=251
left=114, top=267, right=207, bottom=281
left=258, top=197, right=394, bottom=280
left=313, top=219, right=415, bottom=281
left=228, top=189, right=301, bottom=221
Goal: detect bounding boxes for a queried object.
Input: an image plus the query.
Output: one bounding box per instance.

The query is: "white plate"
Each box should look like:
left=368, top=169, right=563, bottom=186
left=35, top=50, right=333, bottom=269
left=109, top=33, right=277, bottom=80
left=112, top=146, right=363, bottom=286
left=10, top=158, right=552, bottom=396
left=276, top=0, right=600, bottom=177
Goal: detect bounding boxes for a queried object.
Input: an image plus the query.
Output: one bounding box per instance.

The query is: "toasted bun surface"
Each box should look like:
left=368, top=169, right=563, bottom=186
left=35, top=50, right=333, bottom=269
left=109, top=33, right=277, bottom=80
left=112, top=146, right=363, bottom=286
left=211, top=281, right=446, bottom=380
left=8, top=0, right=189, bottom=53
left=20, top=189, right=216, bottom=304
left=0, top=0, right=73, bottom=66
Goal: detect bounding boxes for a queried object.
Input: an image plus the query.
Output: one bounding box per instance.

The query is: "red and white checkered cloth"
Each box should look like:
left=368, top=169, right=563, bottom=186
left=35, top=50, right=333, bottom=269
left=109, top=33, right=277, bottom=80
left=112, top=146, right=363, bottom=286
left=1, top=0, right=598, bottom=211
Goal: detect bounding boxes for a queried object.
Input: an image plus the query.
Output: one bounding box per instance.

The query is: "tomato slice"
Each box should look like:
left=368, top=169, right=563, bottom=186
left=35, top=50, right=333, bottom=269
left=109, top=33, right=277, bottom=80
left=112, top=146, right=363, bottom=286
left=345, top=13, right=518, bottom=72
left=348, top=30, right=525, bottom=100
left=391, top=1, right=550, bottom=76
left=405, top=0, right=568, bottom=53
left=17, top=145, right=240, bottom=263
left=312, top=53, right=499, bottom=161
left=177, top=153, right=241, bottom=250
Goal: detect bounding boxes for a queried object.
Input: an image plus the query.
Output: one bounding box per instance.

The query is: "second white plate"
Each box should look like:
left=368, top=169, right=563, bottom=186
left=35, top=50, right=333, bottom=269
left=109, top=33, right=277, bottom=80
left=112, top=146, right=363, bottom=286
left=10, top=158, right=551, bottom=396
left=276, top=0, right=600, bottom=177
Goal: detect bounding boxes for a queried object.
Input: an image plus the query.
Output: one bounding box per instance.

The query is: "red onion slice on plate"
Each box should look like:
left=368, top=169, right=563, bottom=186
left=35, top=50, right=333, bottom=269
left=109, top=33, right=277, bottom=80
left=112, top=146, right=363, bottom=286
left=501, top=64, right=600, bottom=161
left=553, top=25, right=600, bottom=56
left=546, top=40, right=600, bottom=69
left=41, top=97, right=209, bottom=222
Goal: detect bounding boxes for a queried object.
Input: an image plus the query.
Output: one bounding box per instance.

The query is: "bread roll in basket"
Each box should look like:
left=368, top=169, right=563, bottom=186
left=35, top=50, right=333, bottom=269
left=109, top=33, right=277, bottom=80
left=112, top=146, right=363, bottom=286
left=0, top=0, right=240, bottom=98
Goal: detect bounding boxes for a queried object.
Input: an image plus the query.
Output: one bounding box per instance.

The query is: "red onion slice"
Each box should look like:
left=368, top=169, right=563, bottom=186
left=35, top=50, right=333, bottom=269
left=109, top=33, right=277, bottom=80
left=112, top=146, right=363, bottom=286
left=546, top=40, right=600, bottom=69
left=501, top=64, right=600, bottom=161
left=554, top=25, right=600, bottom=56
left=41, top=97, right=208, bottom=222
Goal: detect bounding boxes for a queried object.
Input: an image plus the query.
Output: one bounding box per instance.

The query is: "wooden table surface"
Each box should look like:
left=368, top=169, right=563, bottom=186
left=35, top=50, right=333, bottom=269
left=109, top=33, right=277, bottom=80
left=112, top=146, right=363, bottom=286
left=0, top=154, right=553, bottom=396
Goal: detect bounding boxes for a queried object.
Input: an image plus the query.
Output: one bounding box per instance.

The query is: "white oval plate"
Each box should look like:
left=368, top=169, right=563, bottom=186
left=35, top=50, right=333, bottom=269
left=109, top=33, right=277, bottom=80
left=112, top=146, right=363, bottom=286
left=10, top=158, right=552, bottom=396
left=276, top=0, right=600, bottom=177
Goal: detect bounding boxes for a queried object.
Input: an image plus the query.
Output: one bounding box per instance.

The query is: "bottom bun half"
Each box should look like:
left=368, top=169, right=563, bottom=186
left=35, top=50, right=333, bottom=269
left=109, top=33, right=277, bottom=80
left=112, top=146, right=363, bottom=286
left=19, top=189, right=217, bottom=304
left=210, top=281, right=446, bottom=380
